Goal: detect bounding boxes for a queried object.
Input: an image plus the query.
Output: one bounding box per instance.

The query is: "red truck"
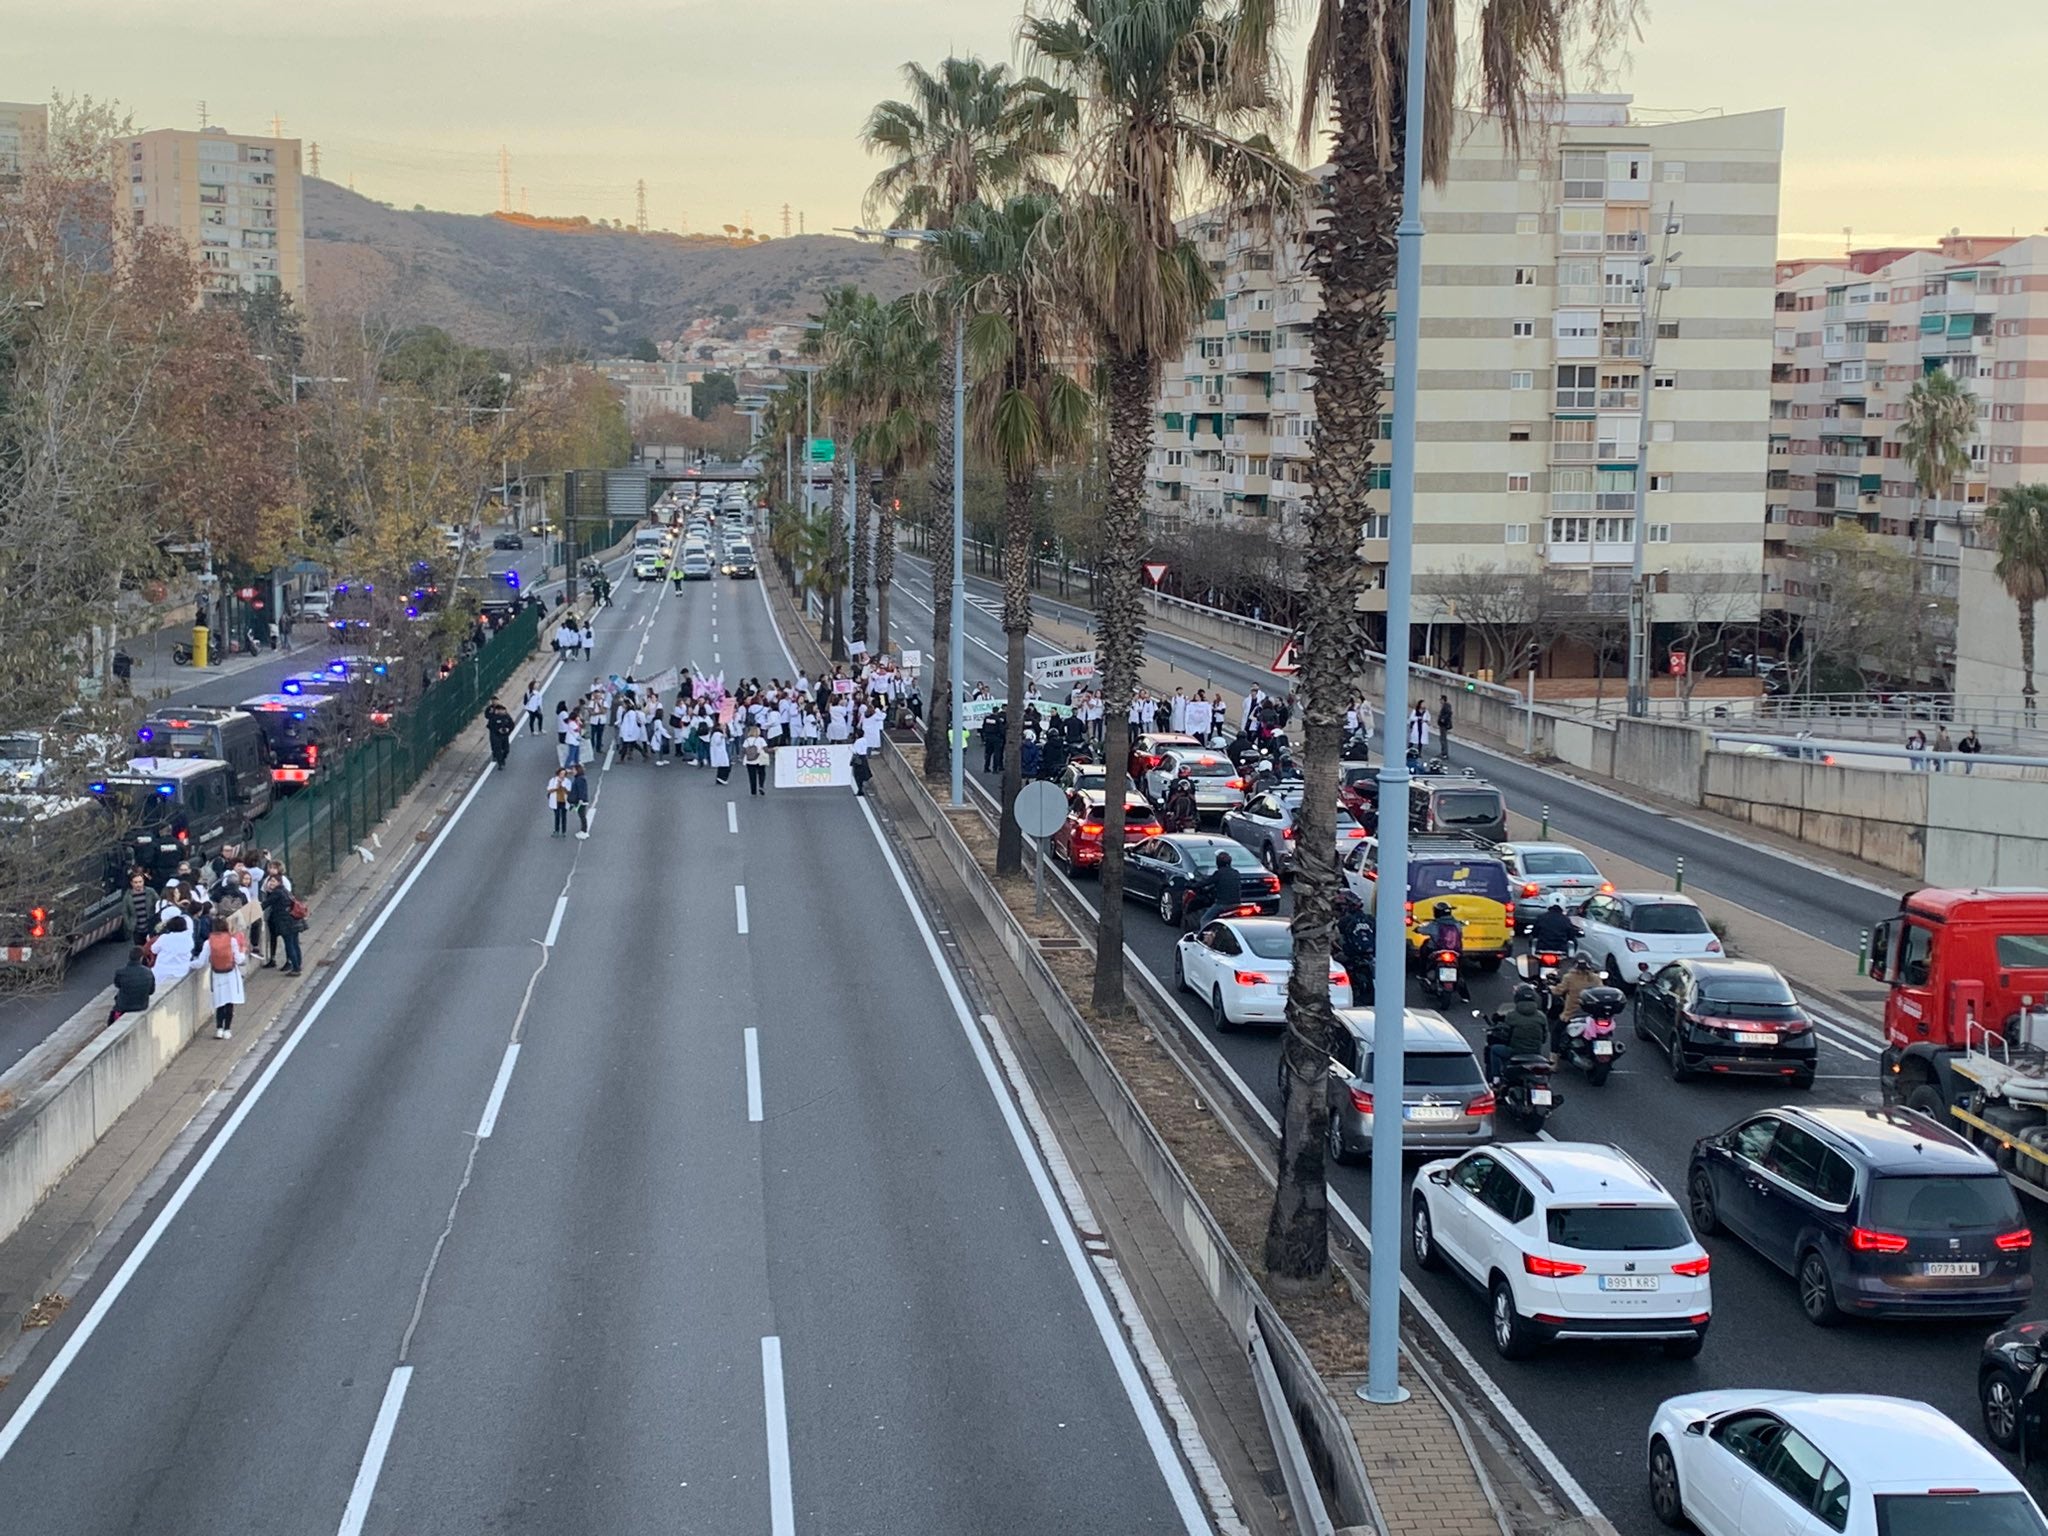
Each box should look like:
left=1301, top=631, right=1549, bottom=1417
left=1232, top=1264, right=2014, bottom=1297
left=1876, top=887, right=2048, bottom=1200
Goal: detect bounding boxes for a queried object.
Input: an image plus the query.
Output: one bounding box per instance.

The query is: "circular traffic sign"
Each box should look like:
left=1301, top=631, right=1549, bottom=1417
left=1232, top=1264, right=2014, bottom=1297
left=1013, top=780, right=1068, bottom=839
left=237, top=586, right=257, bottom=600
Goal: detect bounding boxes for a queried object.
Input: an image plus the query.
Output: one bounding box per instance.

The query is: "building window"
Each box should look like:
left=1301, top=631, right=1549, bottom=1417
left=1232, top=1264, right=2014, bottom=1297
left=1516, top=213, right=1540, bottom=236
left=1561, top=150, right=1604, bottom=200
left=1648, top=473, right=1671, bottom=492
left=1559, top=207, right=1603, bottom=254
left=1512, top=319, right=1536, bottom=338
left=1200, top=337, right=1224, bottom=360
left=1656, top=320, right=1679, bottom=340
left=1503, top=523, right=1529, bottom=544
left=1513, top=266, right=1538, bottom=287
left=1506, top=473, right=1532, bottom=493
left=1651, top=420, right=1675, bottom=443
left=1509, top=424, right=1532, bottom=441
left=1652, top=372, right=1676, bottom=389
left=1509, top=370, right=1533, bottom=391
left=1661, top=161, right=1685, bottom=182
left=1550, top=515, right=1589, bottom=544
left=1555, top=365, right=1597, bottom=409
left=1367, top=466, right=1392, bottom=491
left=1362, top=513, right=1390, bottom=538
left=1647, top=523, right=1671, bottom=542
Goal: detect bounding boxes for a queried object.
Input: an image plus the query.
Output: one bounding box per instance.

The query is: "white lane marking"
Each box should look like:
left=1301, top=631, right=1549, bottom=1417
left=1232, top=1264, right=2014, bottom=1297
left=335, top=1365, right=412, bottom=1536
left=544, top=894, right=568, bottom=947
left=849, top=794, right=1212, bottom=1534
left=714, top=651, right=720, bottom=664
left=474, top=1042, right=521, bottom=1139
left=601, top=742, right=617, bottom=773
left=744, top=1028, right=763, bottom=1123
left=735, top=884, right=749, bottom=934
left=0, top=667, right=534, bottom=1466
left=727, top=801, right=739, bottom=835
left=761, top=1336, right=796, bottom=1536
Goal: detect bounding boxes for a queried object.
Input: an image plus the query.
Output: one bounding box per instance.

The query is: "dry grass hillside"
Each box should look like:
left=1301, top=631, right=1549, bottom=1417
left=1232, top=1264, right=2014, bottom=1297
left=304, top=178, right=919, bottom=352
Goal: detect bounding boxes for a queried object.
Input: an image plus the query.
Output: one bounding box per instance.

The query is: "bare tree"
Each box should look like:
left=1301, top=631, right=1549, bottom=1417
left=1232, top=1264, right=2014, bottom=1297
left=1426, top=561, right=1571, bottom=679
left=1663, top=564, right=1754, bottom=715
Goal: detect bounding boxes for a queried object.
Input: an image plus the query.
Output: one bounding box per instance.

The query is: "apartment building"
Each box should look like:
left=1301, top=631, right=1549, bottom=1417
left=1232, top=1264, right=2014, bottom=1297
left=0, top=101, right=47, bottom=184
left=595, top=359, right=694, bottom=427
left=1770, top=233, right=2048, bottom=686
left=1147, top=95, right=1784, bottom=662
left=117, top=125, right=304, bottom=301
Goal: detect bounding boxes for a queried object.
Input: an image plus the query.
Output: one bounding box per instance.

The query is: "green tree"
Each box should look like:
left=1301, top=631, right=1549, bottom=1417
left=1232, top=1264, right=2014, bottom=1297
left=942, top=196, right=1091, bottom=873
left=625, top=337, right=661, bottom=362
left=1899, top=369, right=1978, bottom=685
left=1023, top=0, right=1300, bottom=1015
left=692, top=371, right=739, bottom=418
left=1984, top=484, right=2048, bottom=719
left=861, top=54, right=1073, bottom=780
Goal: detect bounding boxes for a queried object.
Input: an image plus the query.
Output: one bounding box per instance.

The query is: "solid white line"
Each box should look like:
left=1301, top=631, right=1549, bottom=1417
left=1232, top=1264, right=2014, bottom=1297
left=474, top=1042, right=521, bottom=1139
left=0, top=692, right=520, bottom=1467
left=544, top=894, right=568, bottom=947
left=727, top=801, right=739, bottom=835
left=735, top=884, right=749, bottom=934
left=761, top=1336, right=796, bottom=1536
left=744, top=1028, right=763, bottom=1123
left=335, top=1364, right=412, bottom=1536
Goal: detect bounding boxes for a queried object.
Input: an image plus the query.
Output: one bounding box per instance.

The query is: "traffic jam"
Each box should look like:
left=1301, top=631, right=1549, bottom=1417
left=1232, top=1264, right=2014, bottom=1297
left=958, top=638, right=2048, bottom=1530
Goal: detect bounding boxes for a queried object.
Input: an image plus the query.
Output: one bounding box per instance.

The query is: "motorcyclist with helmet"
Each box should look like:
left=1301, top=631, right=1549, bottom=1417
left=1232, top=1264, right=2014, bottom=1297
left=1489, top=983, right=1552, bottom=1085
left=1250, top=757, right=1282, bottom=794
left=1188, top=849, right=1245, bottom=930
left=1422, top=899, right=1464, bottom=956
left=1551, top=954, right=1600, bottom=1051
left=1527, top=900, right=1579, bottom=955
left=1334, top=889, right=1376, bottom=1005
left=1162, top=767, right=1200, bottom=832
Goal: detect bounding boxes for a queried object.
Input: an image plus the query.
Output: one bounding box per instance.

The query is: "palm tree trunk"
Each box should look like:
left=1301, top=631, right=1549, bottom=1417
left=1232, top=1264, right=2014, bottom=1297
left=996, top=470, right=1034, bottom=874
left=925, top=354, right=957, bottom=781
left=1090, top=351, right=1156, bottom=1016
left=827, top=436, right=848, bottom=660
left=1909, top=497, right=1926, bottom=686
left=2022, top=598, right=2038, bottom=722
left=875, top=472, right=896, bottom=658
left=852, top=465, right=873, bottom=648
left=1266, top=0, right=1402, bottom=1289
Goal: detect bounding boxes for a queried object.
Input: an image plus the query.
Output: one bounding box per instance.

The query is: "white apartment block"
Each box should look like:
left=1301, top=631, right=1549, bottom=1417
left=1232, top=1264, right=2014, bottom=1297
left=1147, top=96, right=1785, bottom=662
left=1771, top=234, right=2048, bottom=684
left=596, top=359, right=694, bottom=427
left=0, top=101, right=47, bottom=184
left=117, top=126, right=304, bottom=301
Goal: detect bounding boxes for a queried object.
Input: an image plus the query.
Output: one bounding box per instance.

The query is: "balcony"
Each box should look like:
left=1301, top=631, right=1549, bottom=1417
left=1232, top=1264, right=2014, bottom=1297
left=1225, top=472, right=1272, bottom=497
left=1821, top=378, right=1869, bottom=400
left=1545, top=540, right=1636, bottom=566
left=1275, top=342, right=1313, bottom=369
left=1224, top=350, right=1273, bottom=375
left=1187, top=428, right=1222, bottom=452
left=1274, top=294, right=1321, bottom=327
left=1599, top=336, right=1644, bottom=360
left=1224, top=390, right=1271, bottom=415
left=1222, top=431, right=1268, bottom=453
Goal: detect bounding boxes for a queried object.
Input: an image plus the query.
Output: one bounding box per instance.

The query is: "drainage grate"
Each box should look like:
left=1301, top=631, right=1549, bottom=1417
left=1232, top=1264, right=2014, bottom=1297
left=1037, top=936, right=1085, bottom=951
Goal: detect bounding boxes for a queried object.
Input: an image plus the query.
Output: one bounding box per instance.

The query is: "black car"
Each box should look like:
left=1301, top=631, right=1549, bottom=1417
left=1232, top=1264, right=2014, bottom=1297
left=1688, top=1104, right=2033, bottom=1326
left=1120, top=833, right=1281, bottom=928
left=1633, top=958, right=1818, bottom=1089
left=1979, top=1315, right=2048, bottom=1457
left=492, top=532, right=524, bottom=550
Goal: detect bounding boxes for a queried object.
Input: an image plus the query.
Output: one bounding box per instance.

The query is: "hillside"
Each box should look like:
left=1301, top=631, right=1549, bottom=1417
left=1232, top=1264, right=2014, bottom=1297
left=303, top=178, right=919, bottom=353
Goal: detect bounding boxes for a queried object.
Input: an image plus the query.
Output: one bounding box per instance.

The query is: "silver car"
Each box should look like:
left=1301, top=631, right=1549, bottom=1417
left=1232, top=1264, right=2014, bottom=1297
left=1143, top=749, right=1247, bottom=817
left=1279, top=1007, right=1494, bottom=1165
left=1497, top=841, right=1612, bottom=926
left=1220, top=788, right=1368, bottom=874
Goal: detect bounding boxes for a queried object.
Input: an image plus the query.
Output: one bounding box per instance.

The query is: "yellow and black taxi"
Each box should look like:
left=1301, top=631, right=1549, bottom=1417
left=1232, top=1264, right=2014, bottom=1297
left=1339, top=833, right=1513, bottom=969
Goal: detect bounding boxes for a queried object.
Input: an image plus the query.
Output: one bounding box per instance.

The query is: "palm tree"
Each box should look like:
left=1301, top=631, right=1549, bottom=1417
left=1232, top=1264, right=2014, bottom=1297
left=862, top=56, right=1074, bottom=781
left=1024, top=0, right=1302, bottom=1015
left=852, top=299, right=941, bottom=655
left=1900, top=368, right=1977, bottom=687
left=941, top=196, right=1092, bottom=873
left=806, top=285, right=873, bottom=659
left=1260, top=0, right=1641, bottom=1286
left=1985, top=484, right=2048, bottom=721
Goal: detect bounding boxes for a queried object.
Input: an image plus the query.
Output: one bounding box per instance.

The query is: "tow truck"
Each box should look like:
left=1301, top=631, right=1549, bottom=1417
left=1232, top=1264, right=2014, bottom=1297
left=1875, top=887, right=2048, bottom=1201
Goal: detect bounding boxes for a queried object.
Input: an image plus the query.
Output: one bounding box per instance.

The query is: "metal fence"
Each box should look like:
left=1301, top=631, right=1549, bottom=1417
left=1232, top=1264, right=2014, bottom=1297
left=244, top=605, right=541, bottom=892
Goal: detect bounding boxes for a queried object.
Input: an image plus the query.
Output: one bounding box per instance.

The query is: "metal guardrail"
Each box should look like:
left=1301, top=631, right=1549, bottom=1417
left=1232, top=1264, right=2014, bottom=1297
left=1706, top=731, right=2048, bottom=780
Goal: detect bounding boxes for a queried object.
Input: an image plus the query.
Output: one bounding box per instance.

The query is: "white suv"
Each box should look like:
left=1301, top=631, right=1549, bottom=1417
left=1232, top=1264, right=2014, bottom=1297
left=1410, top=1141, right=1711, bottom=1360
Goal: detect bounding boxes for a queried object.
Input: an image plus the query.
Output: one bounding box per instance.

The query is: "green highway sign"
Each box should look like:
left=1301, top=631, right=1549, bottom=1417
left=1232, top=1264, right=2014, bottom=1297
left=807, top=438, right=836, bottom=464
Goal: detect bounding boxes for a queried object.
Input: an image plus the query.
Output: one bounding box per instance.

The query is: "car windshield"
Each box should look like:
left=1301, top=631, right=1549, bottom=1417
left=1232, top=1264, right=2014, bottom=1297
left=1875, top=1493, right=2048, bottom=1536
left=1182, top=761, right=1236, bottom=779
left=1544, top=1204, right=1692, bottom=1252
left=1412, top=860, right=1509, bottom=901
left=0, top=733, right=40, bottom=760
left=1361, top=1050, right=1476, bottom=1088
left=1864, top=1175, right=2022, bottom=1232
left=1520, top=850, right=1598, bottom=877
left=1341, top=764, right=1374, bottom=787
left=1434, top=790, right=1503, bottom=825
left=1630, top=903, right=1711, bottom=935
left=1239, top=927, right=1295, bottom=961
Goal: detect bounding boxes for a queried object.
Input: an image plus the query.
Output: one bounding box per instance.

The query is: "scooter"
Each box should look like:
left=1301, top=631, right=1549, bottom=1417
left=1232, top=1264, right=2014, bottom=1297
left=171, top=642, right=194, bottom=666
left=1557, top=984, right=1627, bottom=1088
left=1159, top=790, right=1200, bottom=834
left=1481, top=1011, right=1560, bottom=1131
left=1416, top=932, right=1469, bottom=1007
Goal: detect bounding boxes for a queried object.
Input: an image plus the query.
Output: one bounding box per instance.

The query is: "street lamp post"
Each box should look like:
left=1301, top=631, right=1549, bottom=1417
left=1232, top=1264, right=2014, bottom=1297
left=1625, top=212, right=1682, bottom=717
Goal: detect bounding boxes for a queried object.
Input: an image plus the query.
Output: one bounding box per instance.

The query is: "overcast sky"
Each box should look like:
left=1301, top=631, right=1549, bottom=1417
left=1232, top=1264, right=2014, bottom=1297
left=9, top=0, right=2046, bottom=257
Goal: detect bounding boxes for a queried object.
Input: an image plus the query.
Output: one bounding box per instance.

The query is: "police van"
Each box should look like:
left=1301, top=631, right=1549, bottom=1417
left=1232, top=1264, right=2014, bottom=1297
left=90, top=758, right=248, bottom=878
left=239, top=693, right=347, bottom=792
left=136, top=707, right=275, bottom=822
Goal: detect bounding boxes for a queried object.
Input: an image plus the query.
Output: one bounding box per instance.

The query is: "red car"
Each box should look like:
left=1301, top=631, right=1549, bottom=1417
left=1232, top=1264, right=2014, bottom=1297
left=1051, top=791, right=1165, bottom=875
left=1129, top=732, right=1201, bottom=785
left=1337, top=759, right=1378, bottom=822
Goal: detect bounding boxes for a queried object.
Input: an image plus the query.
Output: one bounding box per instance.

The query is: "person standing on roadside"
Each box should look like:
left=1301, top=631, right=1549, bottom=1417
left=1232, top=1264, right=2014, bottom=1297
left=523, top=679, right=545, bottom=735
left=546, top=767, right=571, bottom=837
left=568, top=762, right=591, bottom=838
left=1437, top=693, right=1455, bottom=763
left=261, top=873, right=304, bottom=975
left=150, top=914, right=194, bottom=992
left=207, top=923, right=246, bottom=1040
left=555, top=700, right=571, bottom=765
left=122, top=869, right=157, bottom=948
left=486, top=699, right=515, bottom=770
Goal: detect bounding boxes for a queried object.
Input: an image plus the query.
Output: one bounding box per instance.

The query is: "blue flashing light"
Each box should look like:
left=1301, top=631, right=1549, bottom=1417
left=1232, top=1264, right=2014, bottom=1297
left=364, top=583, right=375, bottom=594
left=335, top=582, right=351, bottom=595
left=89, top=781, right=107, bottom=794
left=291, top=710, right=306, bottom=720
left=505, top=570, right=520, bottom=590
left=328, top=660, right=348, bottom=676
left=372, top=662, right=389, bottom=676
left=282, top=679, right=303, bottom=695
left=137, top=726, right=154, bottom=743
left=405, top=605, right=420, bottom=620
left=154, top=783, right=176, bottom=797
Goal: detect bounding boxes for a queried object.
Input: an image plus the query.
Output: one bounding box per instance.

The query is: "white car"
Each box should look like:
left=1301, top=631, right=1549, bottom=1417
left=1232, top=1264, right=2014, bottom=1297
left=1172, top=916, right=1353, bottom=1030
left=1575, top=891, right=1722, bottom=991
left=1410, top=1141, right=1711, bottom=1360
left=1646, top=1390, right=2046, bottom=1536
left=632, top=553, right=663, bottom=581
left=1142, top=749, right=1247, bottom=816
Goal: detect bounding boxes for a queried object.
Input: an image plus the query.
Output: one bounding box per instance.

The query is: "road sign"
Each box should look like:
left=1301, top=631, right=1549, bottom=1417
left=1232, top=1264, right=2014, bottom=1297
left=807, top=437, right=836, bottom=464
left=1142, top=561, right=1169, bottom=586
left=1270, top=638, right=1301, bottom=675
left=1669, top=650, right=1688, bottom=677
left=1013, top=780, right=1068, bottom=839
left=237, top=586, right=257, bottom=601
left=1028, top=649, right=1097, bottom=688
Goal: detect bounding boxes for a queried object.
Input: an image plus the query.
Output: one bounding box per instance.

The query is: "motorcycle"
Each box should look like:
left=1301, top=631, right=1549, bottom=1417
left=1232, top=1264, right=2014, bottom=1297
left=1159, top=789, right=1200, bottom=834
left=1416, top=929, right=1468, bottom=1007
left=171, top=641, right=194, bottom=666
left=1481, top=1011, right=1560, bottom=1131
left=1557, top=984, right=1627, bottom=1088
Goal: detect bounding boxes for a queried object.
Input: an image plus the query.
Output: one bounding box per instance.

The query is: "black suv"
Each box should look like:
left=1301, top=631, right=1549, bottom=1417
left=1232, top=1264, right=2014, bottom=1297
left=1689, top=1104, right=2032, bottom=1326
left=1633, top=958, right=1817, bottom=1089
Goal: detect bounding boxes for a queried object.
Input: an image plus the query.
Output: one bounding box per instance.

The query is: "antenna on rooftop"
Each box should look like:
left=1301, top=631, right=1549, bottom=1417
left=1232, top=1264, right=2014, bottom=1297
left=270, top=112, right=285, bottom=140
left=197, top=100, right=209, bottom=129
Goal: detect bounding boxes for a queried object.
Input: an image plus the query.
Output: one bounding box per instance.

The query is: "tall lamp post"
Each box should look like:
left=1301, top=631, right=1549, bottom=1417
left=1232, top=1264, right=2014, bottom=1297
left=1624, top=212, right=1682, bottom=717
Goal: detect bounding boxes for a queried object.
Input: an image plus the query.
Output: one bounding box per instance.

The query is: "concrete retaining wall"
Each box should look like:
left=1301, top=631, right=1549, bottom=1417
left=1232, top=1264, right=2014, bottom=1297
left=1701, top=754, right=1928, bottom=879
left=1925, top=776, right=2048, bottom=887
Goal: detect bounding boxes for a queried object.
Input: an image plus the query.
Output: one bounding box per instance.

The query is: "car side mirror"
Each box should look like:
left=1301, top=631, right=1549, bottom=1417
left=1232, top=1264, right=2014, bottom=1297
left=1428, top=1167, right=1452, bottom=1187
left=1683, top=1419, right=1707, bottom=1437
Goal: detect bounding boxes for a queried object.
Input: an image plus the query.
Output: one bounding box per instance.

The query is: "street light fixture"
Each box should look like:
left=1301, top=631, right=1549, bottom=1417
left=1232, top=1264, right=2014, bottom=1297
left=1625, top=217, right=1683, bottom=717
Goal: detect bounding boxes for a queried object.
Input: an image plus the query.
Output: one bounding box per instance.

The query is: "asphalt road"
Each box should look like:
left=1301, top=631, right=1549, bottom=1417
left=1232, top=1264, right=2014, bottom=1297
left=872, top=550, right=2037, bottom=1534
left=0, top=561, right=1205, bottom=1533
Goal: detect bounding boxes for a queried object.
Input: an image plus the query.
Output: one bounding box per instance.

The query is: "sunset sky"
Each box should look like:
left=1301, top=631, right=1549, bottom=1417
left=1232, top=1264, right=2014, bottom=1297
left=10, top=0, right=2046, bottom=257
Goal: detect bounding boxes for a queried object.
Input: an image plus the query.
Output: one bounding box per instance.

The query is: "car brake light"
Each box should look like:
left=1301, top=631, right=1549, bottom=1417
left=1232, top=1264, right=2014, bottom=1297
left=1706, top=939, right=1722, bottom=954
left=1466, top=1091, right=1495, bottom=1117
left=1849, top=1227, right=1910, bottom=1253
left=1671, top=1255, right=1711, bottom=1277
left=1523, top=1253, right=1587, bottom=1278
left=1599, top=882, right=1614, bottom=894
left=1230, top=904, right=1262, bottom=917
left=1521, top=882, right=1541, bottom=898
left=1233, top=971, right=1271, bottom=986
left=1348, top=1087, right=1373, bottom=1114
left=1436, top=951, right=1458, bottom=966
left=305, top=743, right=319, bottom=765
left=1997, top=1228, right=2034, bottom=1251
left=1538, top=952, right=1560, bottom=967
left=29, top=907, right=46, bottom=940
left=1330, top=968, right=1348, bottom=985
left=1226, top=778, right=1245, bottom=790
left=175, top=829, right=189, bottom=843
left=1625, top=938, right=1648, bottom=952
left=1080, top=822, right=1103, bottom=835
left=1282, top=827, right=1295, bottom=839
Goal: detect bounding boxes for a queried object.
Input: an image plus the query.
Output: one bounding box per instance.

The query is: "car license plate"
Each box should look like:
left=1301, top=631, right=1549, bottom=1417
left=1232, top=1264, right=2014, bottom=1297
left=1734, top=1031, right=1776, bottom=1046
left=1406, top=1105, right=1459, bottom=1123
left=1923, top=1261, right=1981, bottom=1277
left=1529, top=1087, right=1554, bottom=1106
left=1599, top=1275, right=1659, bottom=1292
left=1592, top=1040, right=1614, bottom=1056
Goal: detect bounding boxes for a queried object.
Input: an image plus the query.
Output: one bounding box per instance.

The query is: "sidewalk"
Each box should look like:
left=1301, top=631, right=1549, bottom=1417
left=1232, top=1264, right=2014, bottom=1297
left=118, top=618, right=323, bottom=700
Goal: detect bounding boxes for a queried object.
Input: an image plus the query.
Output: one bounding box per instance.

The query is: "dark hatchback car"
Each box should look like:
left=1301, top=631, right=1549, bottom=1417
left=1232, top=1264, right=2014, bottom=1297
left=1979, top=1315, right=2048, bottom=1457
left=1633, top=958, right=1818, bottom=1089
left=1120, top=833, right=1282, bottom=928
left=1688, top=1104, right=2033, bottom=1326
left=492, top=532, right=524, bottom=550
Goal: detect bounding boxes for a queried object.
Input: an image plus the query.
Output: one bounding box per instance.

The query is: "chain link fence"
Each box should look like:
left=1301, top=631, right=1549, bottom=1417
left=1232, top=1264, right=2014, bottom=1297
left=244, top=605, right=541, bottom=893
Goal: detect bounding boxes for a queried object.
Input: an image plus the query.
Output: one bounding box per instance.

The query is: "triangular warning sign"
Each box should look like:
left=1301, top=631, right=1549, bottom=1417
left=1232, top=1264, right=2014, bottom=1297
left=1142, top=561, right=1169, bottom=586
left=1270, top=639, right=1301, bottom=675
